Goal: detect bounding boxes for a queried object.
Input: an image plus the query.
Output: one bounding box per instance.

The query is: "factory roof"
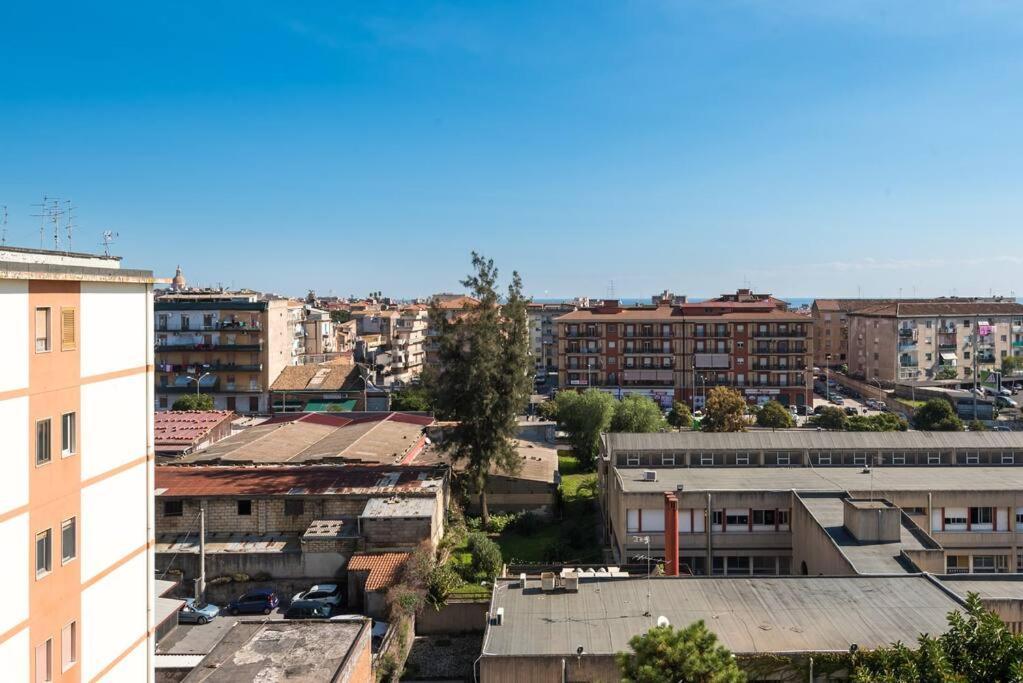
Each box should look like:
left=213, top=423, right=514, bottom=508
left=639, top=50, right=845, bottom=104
left=604, top=430, right=1023, bottom=453
left=154, top=465, right=444, bottom=498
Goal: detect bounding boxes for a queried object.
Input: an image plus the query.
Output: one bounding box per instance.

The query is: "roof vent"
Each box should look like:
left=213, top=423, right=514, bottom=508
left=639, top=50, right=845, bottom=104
left=642, top=470, right=657, bottom=482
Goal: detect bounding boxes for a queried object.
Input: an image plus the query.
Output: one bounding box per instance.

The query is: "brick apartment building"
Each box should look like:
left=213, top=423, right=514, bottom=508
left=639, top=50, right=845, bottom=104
left=556, top=290, right=812, bottom=409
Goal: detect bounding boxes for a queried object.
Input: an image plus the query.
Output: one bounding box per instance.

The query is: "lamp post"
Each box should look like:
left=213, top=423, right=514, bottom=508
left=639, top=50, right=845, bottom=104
left=631, top=535, right=652, bottom=617
left=187, top=372, right=212, bottom=399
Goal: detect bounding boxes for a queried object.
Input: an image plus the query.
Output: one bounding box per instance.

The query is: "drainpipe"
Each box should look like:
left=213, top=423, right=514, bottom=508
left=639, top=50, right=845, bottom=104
left=664, top=492, right=679, bottom=576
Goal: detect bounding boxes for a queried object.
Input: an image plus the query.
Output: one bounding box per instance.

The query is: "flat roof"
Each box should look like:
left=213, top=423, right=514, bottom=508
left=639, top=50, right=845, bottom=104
left=617, top=465, right=1023, bottom=493
left=177, top=412, right=433, bottom=465
left=605, top=431, right=1023, bottom=453
left=939, top=576, right=1023, bottom=600
left=181, top=620, right=368, bottom=682
left=799, top=494, right=922, bottom=574
left=484, top=575, right=960, bottom=657
left=155, top=465, right=444, bottom=497
left=361, top=496, right=436, bottom=518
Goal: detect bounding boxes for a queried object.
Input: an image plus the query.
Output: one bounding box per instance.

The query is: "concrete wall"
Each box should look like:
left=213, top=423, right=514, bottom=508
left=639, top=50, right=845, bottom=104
left=156, top=550, right=348, bottom=582
left=481, top=654, right=620, bottom=683
left=790, top=495, right=856, bottom=576
left=415, top=601, right=488, bottom=635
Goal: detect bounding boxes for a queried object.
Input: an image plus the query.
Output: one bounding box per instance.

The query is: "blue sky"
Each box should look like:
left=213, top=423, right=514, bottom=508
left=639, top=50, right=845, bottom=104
left=2, top=1, right=1022, bottom=299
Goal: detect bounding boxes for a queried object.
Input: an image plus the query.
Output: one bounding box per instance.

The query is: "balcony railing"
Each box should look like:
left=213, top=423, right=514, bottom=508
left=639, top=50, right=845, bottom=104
left=623, top=348, right=673, bottom=355
left=563, top=330, right=603, bottom=338
left=751, top=330, right=805, bottom=338
left=156, top=322, right=262, bottom=333
left=156, top=342, right=262, bottom=352
left=753, top=365, right=807, bottom=372
left=157, top=362, right=262, bottom=373
left=692, top=330, right=730, bottom=338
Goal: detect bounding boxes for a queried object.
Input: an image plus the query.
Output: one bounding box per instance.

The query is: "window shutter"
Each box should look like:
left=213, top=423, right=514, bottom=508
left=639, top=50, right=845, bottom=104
left=61, top=308, right=76, bottom=351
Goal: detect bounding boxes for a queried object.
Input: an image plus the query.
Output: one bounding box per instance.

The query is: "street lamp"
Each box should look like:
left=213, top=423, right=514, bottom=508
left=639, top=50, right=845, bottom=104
left=187, top=372, right=212, bottom=398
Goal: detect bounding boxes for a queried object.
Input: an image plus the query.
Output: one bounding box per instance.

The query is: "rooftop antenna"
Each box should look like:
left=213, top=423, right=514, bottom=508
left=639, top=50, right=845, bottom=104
left=31, top=195, right=51, bottom=248
left=0, top=205, right=7, bottom=246
left=63, top=200, right=76, bottom=253
left=100, top=230, right=118, bottom=257
left=48, top=198, right=64, bottom=251
left=607, top=280, right=616, bottom=300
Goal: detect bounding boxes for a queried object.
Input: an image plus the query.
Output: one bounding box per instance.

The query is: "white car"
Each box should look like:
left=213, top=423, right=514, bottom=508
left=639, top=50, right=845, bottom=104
left=292, top=584, right=343, bottom=608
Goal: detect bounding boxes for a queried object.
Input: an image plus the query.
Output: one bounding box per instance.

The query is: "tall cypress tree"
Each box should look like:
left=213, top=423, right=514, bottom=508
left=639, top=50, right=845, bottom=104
left=428, top=253, right=532, bottom=525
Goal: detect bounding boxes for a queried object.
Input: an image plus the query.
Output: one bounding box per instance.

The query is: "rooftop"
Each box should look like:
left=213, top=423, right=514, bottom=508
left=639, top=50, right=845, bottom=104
left=617, top=464, right=1023, bottom=493
left=0, top=246, right=157, bottom=283
left=347, top=551, right=410, bottom=591
left=852, top=301, right=1023, bottom=318
left=417, top=433, right=559, bottom=483
left=154, top=410, right=235, bottom=454
left=175, top=412, right=434, bottom=466
left=605, top=430, right=1023, bottom=453
left=269, top=361, right=361, bottom=392
left=361, top=496, right=436, bottom=519
left=154, top=465, right=445, bottom=498
left=483, top=575, right=961, bottom=657
left=939, top=576, right=1023, bottom=600
left=180, top=620, right=369, bottom=683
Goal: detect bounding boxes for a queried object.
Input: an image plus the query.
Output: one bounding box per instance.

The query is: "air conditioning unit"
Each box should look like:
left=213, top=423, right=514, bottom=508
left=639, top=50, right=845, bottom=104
left=642, top=470, right=657, bottom=482
left=564, top=572, right=579, bottom=592
left=495, top=607, right=505, bottom=625
left=541, top=572, right=556, bottom=591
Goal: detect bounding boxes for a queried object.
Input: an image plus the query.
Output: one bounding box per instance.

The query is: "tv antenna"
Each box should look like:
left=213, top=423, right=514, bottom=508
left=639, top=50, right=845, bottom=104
left=31, top=195, right=52, bottom=248
left=607, top=279, right=616, bottom=299
left=63, top=200, right=76, bottom=253
left=1, top=205, right=7, bottom=246
left=100, top=231, right=118, bottom=257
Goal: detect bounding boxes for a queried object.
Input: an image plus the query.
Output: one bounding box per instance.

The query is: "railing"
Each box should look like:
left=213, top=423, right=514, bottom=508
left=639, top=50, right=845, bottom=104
left=752, top=330, right=805, bottom=338
left=898, top=342, right=917, bottom=351
left=155, top=342, right=262, bottom=352
left=753, top=365, right=807, bottom=371
left=753, top=346, right=808, bottom=354
left=623, top=331, right=673, bottom=338
left=157, top=363, right=262, bottom=372
left=156, top=322, right=262, bottom=332
left=692, top=331, right=730, bottom=338
left=563, top=330, right=603, bottom=338
left=622, top=347, right=673, bottom=355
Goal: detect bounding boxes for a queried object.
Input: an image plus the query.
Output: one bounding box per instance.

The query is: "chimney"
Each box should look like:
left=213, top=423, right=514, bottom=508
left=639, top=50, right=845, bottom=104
left=664, top=492, right=679, bottom=576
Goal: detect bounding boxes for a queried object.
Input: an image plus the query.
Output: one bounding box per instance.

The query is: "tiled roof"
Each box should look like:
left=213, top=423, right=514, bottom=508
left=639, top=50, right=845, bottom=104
left=347, top=552, right=410, bottom=591
left=556, top=305, right=806, bottom=323
left=154, top=465, right=445, bottom=497
left=154, top=411, right=234, bottom=446
left=823, top=299, right=1023, bottom=318
left=270, top=361, right=360, bottom=392
left=432, top=295, right=480, bottom=309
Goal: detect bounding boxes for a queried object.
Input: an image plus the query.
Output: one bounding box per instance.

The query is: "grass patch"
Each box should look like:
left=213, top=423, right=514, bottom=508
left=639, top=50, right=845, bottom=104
left=449, top=583, right=490, bottom=599
left=898, top=399, right=926, bottom=409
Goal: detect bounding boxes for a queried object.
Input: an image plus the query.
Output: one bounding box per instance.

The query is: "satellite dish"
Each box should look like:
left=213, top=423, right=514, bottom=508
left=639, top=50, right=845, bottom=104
left=657, top=616, right=670, bottom=627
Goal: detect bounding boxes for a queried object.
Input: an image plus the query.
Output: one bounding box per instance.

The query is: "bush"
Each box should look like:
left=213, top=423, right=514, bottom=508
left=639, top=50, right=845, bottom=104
left=543, top=538, right=569, bottom=563
left=914, top=398, right=964, bottom=431
left=811, top=406, right=847, bottom=430
left=231, top=573, right=251, bottom=583
left=465, top=516, right=483, bottom=532
left=208, top=576, right=232, bottom=586
left=755, top=400, right=794, bottom=429
left=484, top=512, right=517, bottom=534
left=375, top=653, right=398, bottom=683
left=251, top=571, right=272, bottom=582
left=403, top=540, right=436, bottom=588
left=512, top=511, right=544, bottom=535
left=172, top=393, right=215, bottom=411
left=387, top=584, right=424, bottom=619
left=425, top=564, right=464, bottom=609
left=467, top=532, right=503, bottom=579
left=967, top=419, right=987, bottom=432
left=845, top=413, right=908, bottom=432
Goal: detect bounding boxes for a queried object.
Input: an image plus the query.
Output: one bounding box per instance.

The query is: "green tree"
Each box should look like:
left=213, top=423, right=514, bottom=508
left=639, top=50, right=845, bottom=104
left=1002, top=356, right=1022, bottom=376
left=466, top=532, right=503, bottom=579
left=611, top=394, right=667, bottom=433
left=845, top=413, right=908, bottom=432
left=390, top=386, right=432, bottom=412
left=555, top=389, right=615, bottom=468
left=616, top=622, right=745, bottom=683
left=913, top=398, right=964, bottom=431
left=537, top=399, right=559, bottom=422
left=172, top=393, right=215, bottom=411
left=666, top=401, right=693, bottom=431
left=329, top=309, right=352, bottom=323
left=811, top=406, right=847, bottom=430
left=702, top=387, right=747, bottom=433
left=936, top=366, right=958, bottom=380
left=428, top=253, right=533, bottom=526
left=967, top=419, right=987, bottom=432
left=424, top=564, right=464, bottom=610
left=755, top=400, right=794, bottom=429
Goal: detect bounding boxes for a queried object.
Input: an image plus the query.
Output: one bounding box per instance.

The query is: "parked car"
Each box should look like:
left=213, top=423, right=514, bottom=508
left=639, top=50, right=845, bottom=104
left=797, top=404, right=812, bottom=416
left=844, top=406, right=858, bottom=416
left=996, top=396, right=1019, bottom=409
left=813, top=405, right=827, bottom=415
left=284, top=600, right=333, bottom=620
left=291, top=584, right=343, bottom=609
left=997, top=387, right=1013, bottom=397
left=829, top=396, right=845, bottom=405
left=992, top=426, right=1011, bottom=432
left=227, top=588, right=279, bottom=615
left=178, top=598, right=220, bottom=625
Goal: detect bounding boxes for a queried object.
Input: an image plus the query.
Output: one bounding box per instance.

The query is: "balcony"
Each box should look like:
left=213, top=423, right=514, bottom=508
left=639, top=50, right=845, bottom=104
left=938, top=343, right=957, bottom=352
left=692, top=330, right=730, bottom=339
left=753, top=364, right=807, bottom=372
left=566, top=345, right=602, bottom=354
left=897, top=341, right=917, bottom=351
left=754, top=346, right=808, bottom=355
left=899, top=328, right=915, bottom=338
left=157, top=362, right=263, bottom=373
left=751, top=330, right=805, bottom=338
left=156, top=342, right=262, bottom=352
left=156, top=322, right=262, bottom=333
left=566, top=361, right=603, bottom=371
left=563, top=329, right=602, bottom=338
left=623, top=347, right=673, bottom=355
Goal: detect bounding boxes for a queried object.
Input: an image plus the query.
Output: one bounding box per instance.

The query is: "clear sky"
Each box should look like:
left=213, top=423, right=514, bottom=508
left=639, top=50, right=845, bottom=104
left=2, top=1, right=1022, bottom=300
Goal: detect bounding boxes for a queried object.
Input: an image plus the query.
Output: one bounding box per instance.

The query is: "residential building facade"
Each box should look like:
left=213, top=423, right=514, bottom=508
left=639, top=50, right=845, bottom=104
left=556, top=290, right=812, bottom=409
left=845, top=301, right=1023, bottom=382
left=0, top=246, right=156, bottom=682
left=527, top=302, right=577, bottom=381
left=154, top=291, right=294, bottom=413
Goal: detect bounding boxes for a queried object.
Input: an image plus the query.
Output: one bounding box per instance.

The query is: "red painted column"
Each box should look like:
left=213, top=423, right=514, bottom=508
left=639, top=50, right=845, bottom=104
left=664, top=492, right=680, bottom=576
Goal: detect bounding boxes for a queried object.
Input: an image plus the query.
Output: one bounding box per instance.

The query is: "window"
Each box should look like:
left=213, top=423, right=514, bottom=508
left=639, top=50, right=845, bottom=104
left=735, top=453, right=749, bottom=466
left=626, top=509, right=640, bottom=533
left=711, top=510, right=723, bottom=527
left=35, top=307, right=51, bottom=352
left=61, top=518, right=76, bottom=564
left=973, top=555, right=1007, bottom=574
left=970, top=507, right=993, bottom=526
left=778, top=510, right=790, bottom=528
left=1003, top=453, right=1016, bottom=465
left=725, top=510, right=749, bottom=528
left=928, top=453, right=941, bottom=465
left=163, top=501, right=183, bottom=517
left=1016, top=508, right=1023, bottom=531
left=661, top=453, right=675, bottom=466
left=776, top=453, right=790, bottom=466
left=817, top=453, right=831, bottom=465
left=701, top=454, right=714, bottom=466
left=60, top=307, right=76, bottom=351
left=752, top=557, right=777, bottom=575
left=944, top=509, right=968, bottom=528
left=159, top=396, right=168, bottom=408
left=61, top=412, right=76, bottom=457
left=61, top=621, right=76, bottom=671
left=891, top=453, right=905, bottom=465
left=752, top=510, right=776, bottom=527
left=853, top=453, right=867, bottom=466
left=726, top=556, right=750, bottom=575
left=284, top=500, right=305, bottom=516
left=237, top=500, right=252, bottom=516
left=35, top=639, right=52, bottom=683
left=946, top=555, right=969, bottom=574
left=967, top=453, right=980, bottom=465
left=626, top=454, right=640, bottom=466
left=36, top=419, right=51, bottom=466
left=36, top=529, right=52, bottom=578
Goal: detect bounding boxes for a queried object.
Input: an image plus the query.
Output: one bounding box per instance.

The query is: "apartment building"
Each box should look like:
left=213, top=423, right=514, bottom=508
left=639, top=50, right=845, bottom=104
left=0, top=246, right=156, bottom=682
left=556, top=290, right=812, bottom=409
left=154, top=291, right=294, bottom=413
left=845, top=300, right=1023, bottom=382
left=527, top=302, right=577, bottom=380
left=386, top=308, right=428, bottom=386
left=600, top=431, right=1023, bottom=577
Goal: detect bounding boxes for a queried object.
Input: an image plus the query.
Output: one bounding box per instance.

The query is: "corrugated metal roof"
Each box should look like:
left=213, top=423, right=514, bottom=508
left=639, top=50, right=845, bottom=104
left=605, top=430, right=1023, bottom=452
left=484, top=575, right=960, bottom=656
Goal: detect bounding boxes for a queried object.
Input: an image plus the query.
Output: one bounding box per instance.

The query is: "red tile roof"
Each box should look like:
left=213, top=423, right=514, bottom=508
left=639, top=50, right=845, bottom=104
left=347, top=552, right=410, bottom=591
left=154, top=411, right=234, bottom=446
left=154, top=465, right=445, bottom=497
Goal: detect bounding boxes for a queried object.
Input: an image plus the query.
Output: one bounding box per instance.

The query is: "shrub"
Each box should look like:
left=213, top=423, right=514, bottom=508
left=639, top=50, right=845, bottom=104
left=543, top=538, right=569, bottom=563
left=387, top=584, right=424, bottom=619
left=467, top=532, right=503, bottom=579
left=914, top=398, right=964, bottom=432
left=512, top=511, right=544, bottom=534
left=208, top=576, right=232, bottom=586
left=231, top=573, right=250, bottom=583
left=172, top=393, right=215, bottom=411
left=425, top=564, right=464, bottom=609
left=755, top=400, right=794, bottom=429
left=485, top=512, right=517, bottom=534
left=465, top=516, right=483, bottom=532
left=811, top=406, right=847, bottom=430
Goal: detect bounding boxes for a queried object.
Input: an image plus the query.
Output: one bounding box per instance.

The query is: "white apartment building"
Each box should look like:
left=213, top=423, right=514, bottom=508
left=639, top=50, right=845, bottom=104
left=0, top=247, right=156, bottom=682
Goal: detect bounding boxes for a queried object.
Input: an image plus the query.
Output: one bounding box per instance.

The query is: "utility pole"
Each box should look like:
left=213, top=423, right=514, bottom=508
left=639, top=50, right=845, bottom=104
left=973, top=314, right=979, bottom=421
left=196, top=506, right=206, bottom=602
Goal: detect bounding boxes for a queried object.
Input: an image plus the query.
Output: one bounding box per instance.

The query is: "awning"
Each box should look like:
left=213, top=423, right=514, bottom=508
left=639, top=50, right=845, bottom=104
left=940, top=353, right=958, bottom=363
left=303, top=399, right=357, bottom=412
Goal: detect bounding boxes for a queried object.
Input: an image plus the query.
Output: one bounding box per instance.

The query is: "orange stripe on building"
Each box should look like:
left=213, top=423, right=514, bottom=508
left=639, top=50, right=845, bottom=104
left=0, top=387, right=29, bottom=401
left=81, top=541, right=154, bottom=592
left=0, top=504, right=29, bottom=525
left=80, top=364, right=153, bottom=386
left=0, top=619, right=29, bottom=646
left=80, top=454, right=151, bottom=490
left=89, top=628, right=153, bottom=682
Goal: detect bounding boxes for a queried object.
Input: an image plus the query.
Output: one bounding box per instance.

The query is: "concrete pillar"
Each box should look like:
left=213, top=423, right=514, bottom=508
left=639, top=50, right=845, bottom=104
left=664, top=492, right=679, bottom=576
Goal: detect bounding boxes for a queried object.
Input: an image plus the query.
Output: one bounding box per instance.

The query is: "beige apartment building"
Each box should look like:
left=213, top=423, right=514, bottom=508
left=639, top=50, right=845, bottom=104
left=600, top=431, right=1023, bottom=577
left=527, top=302, right=578, bottom=379
left=845, top=301, right=1023, bottom=383
left=154, top=291, right=295, bottom=413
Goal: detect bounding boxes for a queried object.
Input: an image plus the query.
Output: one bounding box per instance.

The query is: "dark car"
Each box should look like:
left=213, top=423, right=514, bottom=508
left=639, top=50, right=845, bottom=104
left=284, top=600, right=333, bottom=620
left=227, top=588, right=279, bottom=616
left=844, top=406, right=858, bottom=416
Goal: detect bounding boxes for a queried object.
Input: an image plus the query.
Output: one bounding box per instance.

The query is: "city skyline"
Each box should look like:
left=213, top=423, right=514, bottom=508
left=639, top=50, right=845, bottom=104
left=2, top=1, right=1023, bottom=297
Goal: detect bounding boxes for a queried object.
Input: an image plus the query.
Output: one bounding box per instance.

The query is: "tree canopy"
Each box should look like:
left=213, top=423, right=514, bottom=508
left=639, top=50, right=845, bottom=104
left=667, top=401, right=693, bottom=431
left=555, top=389, right=615, bottom=468
left=702, top=387, right=748, bottom=433
left=616, top=621, right=745, bottom=683
left=811, top=406, right=847, bottom=430
left=390, top=385, right=432, bottom=412
left=427, top=253, right=532, bottom=525
left=611, top=394, right=667, bottom=433
left=913, top=398, right=964, bottom=431
left=755, top=400, right=794, bottom=429
left=846, top=412, right=909, bottom=432
left=172, top=393, right=215, bottom=411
